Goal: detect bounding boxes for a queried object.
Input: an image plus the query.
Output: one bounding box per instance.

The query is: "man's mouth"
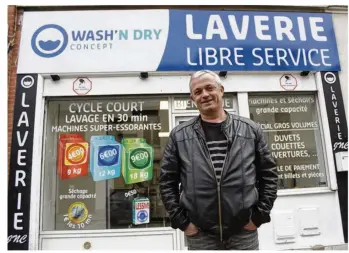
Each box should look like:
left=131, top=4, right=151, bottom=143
left=202, top=100, right=212, bottom=104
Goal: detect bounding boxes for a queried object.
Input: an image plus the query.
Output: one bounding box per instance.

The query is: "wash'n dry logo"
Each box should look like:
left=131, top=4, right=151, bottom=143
left=63, top=202, right=92, bottom=229
left=31, top=23, right=162, bottom=58
left=31, top=24, right=69, bottom=58
left=65, top=143, right=88, bottom=165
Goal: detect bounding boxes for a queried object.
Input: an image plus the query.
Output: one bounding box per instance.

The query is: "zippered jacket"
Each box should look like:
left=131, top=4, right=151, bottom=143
left=159, top=112, right=278, bottom=240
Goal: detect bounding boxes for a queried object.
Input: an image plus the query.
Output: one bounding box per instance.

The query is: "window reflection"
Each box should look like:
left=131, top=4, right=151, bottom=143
left=42, top=97, right=171, bottom=231
left=248, top=94, right=327, bottom=189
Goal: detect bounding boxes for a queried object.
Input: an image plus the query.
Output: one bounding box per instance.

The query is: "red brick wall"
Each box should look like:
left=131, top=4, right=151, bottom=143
left=8, top=6, right=23, bottom=177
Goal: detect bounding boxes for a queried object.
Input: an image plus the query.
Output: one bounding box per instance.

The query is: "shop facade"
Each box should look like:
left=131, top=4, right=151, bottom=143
left=8, top=7, right=348, bottom=250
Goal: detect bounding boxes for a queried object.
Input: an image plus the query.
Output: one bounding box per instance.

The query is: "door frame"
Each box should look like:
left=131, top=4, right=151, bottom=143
left=26, top=73, right=343, bottom=249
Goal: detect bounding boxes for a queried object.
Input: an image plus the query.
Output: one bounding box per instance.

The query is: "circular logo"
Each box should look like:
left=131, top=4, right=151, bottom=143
left=66, top=144, right=87, bottom=164
left=130, top=148, right=151, bottom=169
left=324, top=72, right=336, bottom=84
left=68, top=202, right=88, bottom=224
left=21, top=75, right=34, bottom=88
left=31, top=24, right=68, bottom=58
left=98, top=145, right=119, bottom=166
left=137, top=210, right=148, bottom=222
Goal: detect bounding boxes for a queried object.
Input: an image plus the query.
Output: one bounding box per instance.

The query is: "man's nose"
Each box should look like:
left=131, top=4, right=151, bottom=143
left=202, top=89, right=209, bottom=97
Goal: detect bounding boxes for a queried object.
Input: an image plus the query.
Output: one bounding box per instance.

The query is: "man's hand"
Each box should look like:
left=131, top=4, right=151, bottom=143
left=244, top=220, right=257, bottom=231
left=184, top=223, right=199, bottom=236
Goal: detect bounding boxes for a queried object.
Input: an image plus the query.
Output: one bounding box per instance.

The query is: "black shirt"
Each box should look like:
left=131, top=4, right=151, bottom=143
left=201, top=119, right=228, bottom=183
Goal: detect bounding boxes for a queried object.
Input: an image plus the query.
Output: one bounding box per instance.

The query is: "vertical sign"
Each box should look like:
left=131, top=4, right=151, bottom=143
left=321, top=71, right=348, bottom=153
left=8, top=74, right=38, bottom=250
left=321, top=71, right=348, bottom=242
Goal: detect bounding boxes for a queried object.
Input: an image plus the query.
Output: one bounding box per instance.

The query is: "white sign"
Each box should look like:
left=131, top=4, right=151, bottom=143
left=132, top=198, right=150, bottom=225
left=18, top=10, right=169, bottom=73
left=280, top=74, right=298, bottom=91
left=73, top=77, right=92, bottom=95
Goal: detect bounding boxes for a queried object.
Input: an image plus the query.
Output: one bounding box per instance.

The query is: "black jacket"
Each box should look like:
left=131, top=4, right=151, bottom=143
left=159, top=112, right=278, bottom=240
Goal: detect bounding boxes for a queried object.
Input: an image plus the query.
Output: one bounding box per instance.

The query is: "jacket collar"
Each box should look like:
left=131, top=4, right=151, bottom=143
left=193, top=110, right=232, bottom=131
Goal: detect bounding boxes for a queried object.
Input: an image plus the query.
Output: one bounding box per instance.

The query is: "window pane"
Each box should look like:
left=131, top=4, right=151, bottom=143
left=248, top=94, right=327, bottom=189
left=173, top=95, right=237, bottom=111
left=42, top=97, right=171, bottom=231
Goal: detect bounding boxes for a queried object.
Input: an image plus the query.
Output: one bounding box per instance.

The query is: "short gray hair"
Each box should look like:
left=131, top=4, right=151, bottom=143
left=189, top=70, right=222, bottom=92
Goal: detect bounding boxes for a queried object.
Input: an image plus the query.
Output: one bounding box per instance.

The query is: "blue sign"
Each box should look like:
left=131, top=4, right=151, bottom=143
left=98, top=145, right=120, bottom=166
left=157, top=10, right=340, bottom=71
left=89, top=136, right=121, bottom=182
left=137, top=210, right=148, bottom=223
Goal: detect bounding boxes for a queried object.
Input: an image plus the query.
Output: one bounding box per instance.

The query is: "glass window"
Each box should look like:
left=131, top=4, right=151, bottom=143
left=248, top=93, right=327, bottom=190
left=172, top=94, right=238, bottom=112
left=42, top=97, right=171, bottom=231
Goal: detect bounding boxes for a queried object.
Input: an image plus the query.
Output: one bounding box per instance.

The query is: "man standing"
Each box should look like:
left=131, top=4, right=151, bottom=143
left=159, top=70, right=278, bottom=250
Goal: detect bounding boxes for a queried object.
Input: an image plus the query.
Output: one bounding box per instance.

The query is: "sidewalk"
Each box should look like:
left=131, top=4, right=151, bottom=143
left=294, top=244, right=348, bottom=250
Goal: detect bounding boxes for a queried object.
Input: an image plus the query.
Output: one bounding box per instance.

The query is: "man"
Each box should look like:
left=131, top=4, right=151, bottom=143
left=159, top=70, right=278, bottom=250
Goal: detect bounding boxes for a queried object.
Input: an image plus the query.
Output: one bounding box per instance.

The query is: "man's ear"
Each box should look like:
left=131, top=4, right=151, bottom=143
left=190, top=94, right=197, bottom=107
left=220, top=85, right=225, bottom=94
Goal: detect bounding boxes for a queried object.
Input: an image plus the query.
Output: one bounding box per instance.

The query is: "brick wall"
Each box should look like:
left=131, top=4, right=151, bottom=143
left=8, top=6, right=23, bottom=177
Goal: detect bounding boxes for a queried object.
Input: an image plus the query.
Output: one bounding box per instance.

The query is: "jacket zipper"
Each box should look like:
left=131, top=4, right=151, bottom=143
left=198, top=131, right=225, bottom=242
left=217, top=185, right=223, bottom=242
left=194, top=116, right=239, bottom=242
left=217, top=131, right=229, bottom=242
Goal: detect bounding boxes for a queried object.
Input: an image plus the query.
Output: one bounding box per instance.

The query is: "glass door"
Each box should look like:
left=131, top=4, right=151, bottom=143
left=175, top=116, right=195, bottom=126
left=172, top=94, right=239, bottom=250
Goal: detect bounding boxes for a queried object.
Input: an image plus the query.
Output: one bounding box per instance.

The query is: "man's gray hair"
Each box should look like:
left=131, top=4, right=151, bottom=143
left=189, top=70, right=223, bottom=92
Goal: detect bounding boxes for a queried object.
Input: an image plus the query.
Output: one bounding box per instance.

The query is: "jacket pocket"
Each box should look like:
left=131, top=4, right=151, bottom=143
left=179, top=191, right=188, bottom=209
left=236, top=208, right=253, bottom=227
left=253, top=186, right=259, bottom=202
left=243, top=184, right=258, bottom=209
left=179, top=191, right=196, bottom=221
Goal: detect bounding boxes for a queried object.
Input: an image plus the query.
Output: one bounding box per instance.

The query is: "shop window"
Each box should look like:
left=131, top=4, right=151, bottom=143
left=42, top=97, right=171, bottom=231
left=248, top=94, right=327, bottom=190
left=172, top=95, right=237, bottom=112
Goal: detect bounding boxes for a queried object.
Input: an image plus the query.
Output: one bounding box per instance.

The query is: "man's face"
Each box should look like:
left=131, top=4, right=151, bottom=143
left=190, top=73, right=224, bottom=115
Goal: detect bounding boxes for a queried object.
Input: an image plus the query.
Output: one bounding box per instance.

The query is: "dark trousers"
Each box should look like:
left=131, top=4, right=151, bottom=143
left=186, top=229, right=259, bottom=250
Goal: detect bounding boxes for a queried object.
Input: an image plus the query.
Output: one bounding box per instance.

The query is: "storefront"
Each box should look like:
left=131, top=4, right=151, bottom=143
left=8, top=8, right=348, bottom=250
